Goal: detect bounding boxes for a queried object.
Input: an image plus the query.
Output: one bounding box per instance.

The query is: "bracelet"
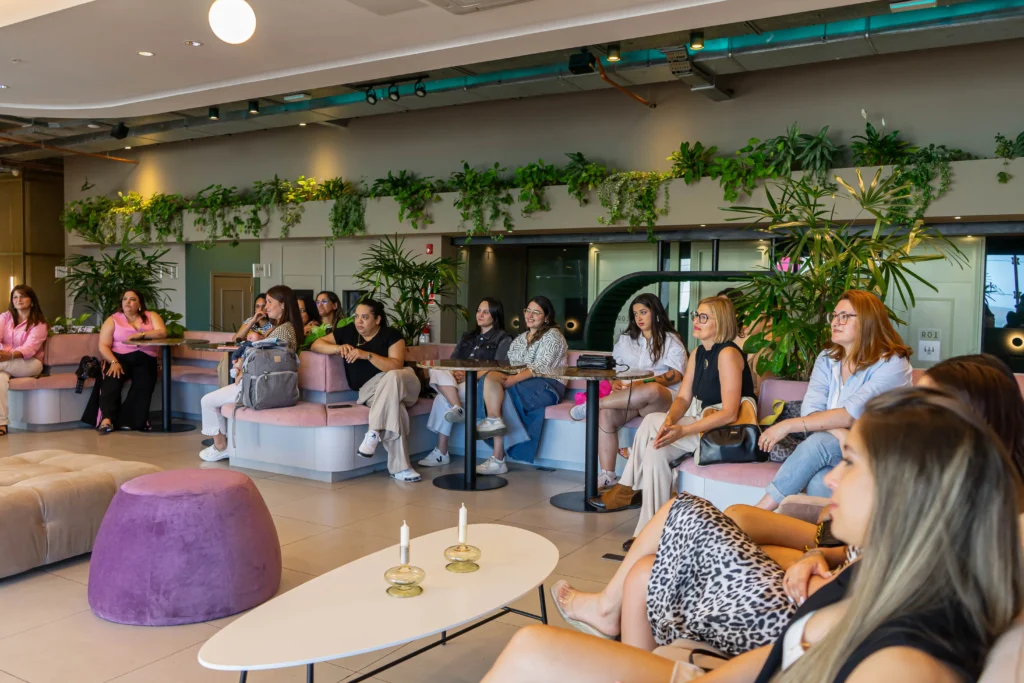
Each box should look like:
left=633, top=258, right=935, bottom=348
left=802, top=418, right=808, bottom=436
left=642, top=377, right=656, bottom=384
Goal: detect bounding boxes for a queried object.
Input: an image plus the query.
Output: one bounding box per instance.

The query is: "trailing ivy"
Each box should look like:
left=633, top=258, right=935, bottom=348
left=325, top=179, right=367, bottom=245
left=890, top=144, right=974, bottom=221
left=190, top=184, right=246, bottom=249
left=61, top=195, right=115, bottom=244
left=141, top=192, right=188, bottom=243
left=562, top=152, right=608, bottom=206
left=513, top=159, right=562, bottom=215
left=597, top=171, right=671, bottom=241
left=369, top=171, right=444, bottom=230
left=449, top=162, right=514, bottom=238
left=995, top=132, right=1024, bottom=184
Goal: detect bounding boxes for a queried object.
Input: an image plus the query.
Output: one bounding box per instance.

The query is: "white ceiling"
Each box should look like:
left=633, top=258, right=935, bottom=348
left=0, top=0, right=868, bottom=118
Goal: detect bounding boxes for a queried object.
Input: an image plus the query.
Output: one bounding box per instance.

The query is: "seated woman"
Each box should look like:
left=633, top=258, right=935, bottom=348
left=91, top=289, right=167, bottom=433
left=755, top=289, right=912, bottom=510
left=419, top=297, right=512, bottom=468
left=569, top=293, right=687, bottom=489
left=298, top=294, right=322, bottom=336
left=311, top=299, right=422, bottom=483
left=315, top=290, right=342, bottom=330
left=234, top=293, right=273, bottom=342
left=595, top=296, right=754, bottom=533
left=475, top=296, right=567, bottom=476
left=0, top=285, right=48, bottom=436
left=483, top=387, right=1023, bottom=683
left=199, top=285, right=301, bottom=461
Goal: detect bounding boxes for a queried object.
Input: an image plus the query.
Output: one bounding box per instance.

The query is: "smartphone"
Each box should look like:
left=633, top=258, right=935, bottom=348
left=328, top=404, right=354, bottom=409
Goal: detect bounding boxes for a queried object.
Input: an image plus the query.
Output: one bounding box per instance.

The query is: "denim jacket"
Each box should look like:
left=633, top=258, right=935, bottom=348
left=801, top=350, right=913, bottom=420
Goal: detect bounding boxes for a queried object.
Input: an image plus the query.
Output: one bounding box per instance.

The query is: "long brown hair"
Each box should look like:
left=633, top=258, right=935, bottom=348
left=825, top=289, right=911, bottom=373
left=265, top=285, right=304, bottom=338
left=778, top=388, right=1024, bottom=683
left=625, top=293, right=681, bottom=365
left=925, top=354, right=1024, bottom=482
left=525, top=295, right=559, bottom=346
left=9, top=285, right=46, bottom=331
left=119, top=289, right=149, bottom=324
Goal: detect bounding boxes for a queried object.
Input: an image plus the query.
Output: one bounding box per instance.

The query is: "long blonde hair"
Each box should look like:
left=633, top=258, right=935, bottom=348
left=777, top=388, right=1024, bottom=683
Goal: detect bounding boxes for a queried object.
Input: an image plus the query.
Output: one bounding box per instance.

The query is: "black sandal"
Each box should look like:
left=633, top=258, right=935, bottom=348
left=97, top=423, right=114, bottom=434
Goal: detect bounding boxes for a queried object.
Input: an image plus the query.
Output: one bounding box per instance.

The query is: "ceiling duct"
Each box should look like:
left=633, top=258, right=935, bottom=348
left=663, top=48, right=731, bottom=101
left=425, top=0, right=535, bottom=15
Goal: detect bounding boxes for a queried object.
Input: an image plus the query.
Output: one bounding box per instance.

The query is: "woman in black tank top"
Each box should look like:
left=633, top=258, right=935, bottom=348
left=692, top=340, right=755, bottom=406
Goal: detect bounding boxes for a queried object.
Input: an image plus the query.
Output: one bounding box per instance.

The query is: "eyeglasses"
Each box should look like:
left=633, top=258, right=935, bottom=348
left=523, top=308, right=544, bottom=317
left=693, top=313, right=710, bottom=324
left=827, top=312, right=858, bottom=325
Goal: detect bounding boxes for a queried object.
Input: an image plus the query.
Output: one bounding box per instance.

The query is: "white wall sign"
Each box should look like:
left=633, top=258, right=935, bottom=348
left=918, top=328, right=941, bottom=361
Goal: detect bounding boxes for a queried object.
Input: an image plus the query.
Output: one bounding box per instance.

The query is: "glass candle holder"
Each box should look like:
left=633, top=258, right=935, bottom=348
left=444, top=543, right=482, bottom=573
left=384, top=546, right=425, bottom=597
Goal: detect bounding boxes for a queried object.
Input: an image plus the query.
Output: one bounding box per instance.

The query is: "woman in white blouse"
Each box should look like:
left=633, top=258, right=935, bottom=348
left=475, top=295, right=568, bottom=475
left=570, top=293, right=687, bottom=489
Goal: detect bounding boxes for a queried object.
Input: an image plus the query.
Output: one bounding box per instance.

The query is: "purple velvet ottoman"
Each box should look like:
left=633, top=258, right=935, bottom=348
left=88, top=469, right=282, bottom=626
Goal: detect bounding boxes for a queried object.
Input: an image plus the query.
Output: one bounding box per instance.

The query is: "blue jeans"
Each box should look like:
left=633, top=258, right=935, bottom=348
left=766, top=431, right=842, bottom=503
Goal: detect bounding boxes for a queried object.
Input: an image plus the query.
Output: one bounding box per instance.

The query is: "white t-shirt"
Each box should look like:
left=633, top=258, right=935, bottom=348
left=612, top=332, right=687, bottom=395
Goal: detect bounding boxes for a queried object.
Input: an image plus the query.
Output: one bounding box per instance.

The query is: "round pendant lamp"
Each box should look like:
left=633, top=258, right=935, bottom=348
left=209, top=0, right=257, bottom=45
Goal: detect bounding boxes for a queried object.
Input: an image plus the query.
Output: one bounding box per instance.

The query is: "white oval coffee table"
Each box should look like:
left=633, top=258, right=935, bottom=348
left=198, top=523, right=559, bottom=682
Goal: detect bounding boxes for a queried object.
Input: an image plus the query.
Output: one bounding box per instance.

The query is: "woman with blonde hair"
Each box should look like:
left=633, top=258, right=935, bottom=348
left=593, top=295, right=755, bottom=540
left=755, top=289, right=912, bottom=510
left=482, top=387, right=1024, bottom=683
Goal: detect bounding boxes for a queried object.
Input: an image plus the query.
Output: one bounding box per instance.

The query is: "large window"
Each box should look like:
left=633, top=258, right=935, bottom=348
left=982, top=238, right=1024, bottom=371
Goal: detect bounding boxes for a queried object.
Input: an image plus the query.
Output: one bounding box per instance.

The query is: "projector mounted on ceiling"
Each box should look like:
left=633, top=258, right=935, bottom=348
left=425, top=0, right=535, bottom=15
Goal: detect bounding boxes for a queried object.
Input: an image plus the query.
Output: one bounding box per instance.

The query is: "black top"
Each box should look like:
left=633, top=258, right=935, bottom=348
left=755, top=563, right=983, bottom=683
left=692, top=341, right=755, bottom=406
left=332, top=324, right=405, bottom=391
left=450, top=328, right=512, bottom=364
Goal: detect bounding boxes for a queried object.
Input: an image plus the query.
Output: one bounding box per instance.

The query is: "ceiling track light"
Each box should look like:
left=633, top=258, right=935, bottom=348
left=365, top=87, right=378, bottom=105
left=689, top=30, right=705, bottom=51
left=110, top=122, right=129, bottom=140
left=209, top=106, right=220, bottom=120
left=388, top=84, right=401, bottom=102
left=414, top=80, right=427, bottom=98
left=607, top=43, right=621, bottom=62
left=248, top=100, right=259, bottom=115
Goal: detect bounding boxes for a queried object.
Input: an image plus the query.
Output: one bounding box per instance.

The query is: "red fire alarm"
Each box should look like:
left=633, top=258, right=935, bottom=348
left=425, top=243, right=434, bottom=255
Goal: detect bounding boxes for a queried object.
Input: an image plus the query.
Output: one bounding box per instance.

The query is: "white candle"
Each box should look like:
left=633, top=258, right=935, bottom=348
left=458, top=504, right=468, bottom=544
left=401, top=520, right=410, bottom=548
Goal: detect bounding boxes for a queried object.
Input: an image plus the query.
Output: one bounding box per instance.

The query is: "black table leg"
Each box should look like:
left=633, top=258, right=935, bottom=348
left=149, top=345, right=195, bottom=433
left=307, top=663, right=314, bottom=683
left=433, top=369, right=507, bottom=491
left=238, top=672, right=247, bottom=683
left=538, top=584, right=548, bottom=625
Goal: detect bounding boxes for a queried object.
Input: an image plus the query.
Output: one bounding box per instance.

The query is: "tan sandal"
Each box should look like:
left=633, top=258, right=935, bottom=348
left=618, top=447, right=630, bottom=459
left=549, top=580, right=614, bottom=640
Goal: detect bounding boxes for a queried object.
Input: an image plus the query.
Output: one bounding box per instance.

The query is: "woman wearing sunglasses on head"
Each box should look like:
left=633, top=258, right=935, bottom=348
left=754, top=290, right=912, bottom=511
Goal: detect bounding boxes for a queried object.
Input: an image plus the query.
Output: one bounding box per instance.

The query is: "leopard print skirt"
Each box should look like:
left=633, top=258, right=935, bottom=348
left=647, top=493, right=797, bottom=655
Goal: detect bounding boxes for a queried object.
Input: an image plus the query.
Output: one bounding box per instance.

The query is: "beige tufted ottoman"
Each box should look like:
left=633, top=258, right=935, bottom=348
left=0, top=449, right=161, bottom=580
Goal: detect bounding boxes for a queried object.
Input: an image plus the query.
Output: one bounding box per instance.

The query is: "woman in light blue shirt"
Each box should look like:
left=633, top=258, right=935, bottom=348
left=755, top=290, right=913, bottom=510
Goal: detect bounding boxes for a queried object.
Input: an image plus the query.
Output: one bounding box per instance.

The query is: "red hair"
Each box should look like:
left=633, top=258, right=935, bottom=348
left=826, top=289, right=911, bottom=372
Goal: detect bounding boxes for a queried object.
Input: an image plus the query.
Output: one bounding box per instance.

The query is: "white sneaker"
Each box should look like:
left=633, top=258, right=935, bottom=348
left=476, top=417, right=507, bottom=439
left=444, top=405, right=465, bottom=423
left=598, top=469, right=619, bottom=489
left=569, top=404, right=587, bottom=421
left=418, top=448, right=450, bottom=467
left=357, top=431, right=381, bottom=458
left=199, top=445, right=229, bottom=462
left=391, top=468, right=422, bottom=482
left=476, top=456, right=508, bottom=475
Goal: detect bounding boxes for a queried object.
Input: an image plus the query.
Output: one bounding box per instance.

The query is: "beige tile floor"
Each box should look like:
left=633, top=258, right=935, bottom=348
left=0, top=425, right=638, bottom=683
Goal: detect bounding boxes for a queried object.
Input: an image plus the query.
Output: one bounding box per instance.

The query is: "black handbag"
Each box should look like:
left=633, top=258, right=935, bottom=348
left=694, top=399, right=768, bottom=465
left=74, top=356, right=101, bottom=394
left=576, top=354, right=615, bottom=370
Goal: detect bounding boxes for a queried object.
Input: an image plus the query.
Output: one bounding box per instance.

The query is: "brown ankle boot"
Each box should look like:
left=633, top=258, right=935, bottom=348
left=588, top=484, right=641, bottom=511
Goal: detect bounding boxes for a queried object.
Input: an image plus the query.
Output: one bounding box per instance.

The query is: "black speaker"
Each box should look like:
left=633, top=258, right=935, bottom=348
left=568, top=50, right=596, bottom=75
left=110, top=122, right=129, bottom=140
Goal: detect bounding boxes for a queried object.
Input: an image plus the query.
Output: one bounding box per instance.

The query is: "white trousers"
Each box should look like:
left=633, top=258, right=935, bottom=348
left=200, top=382, right=241, bottom=436
left=0, top=358, right=43, bottom=426
left=426, top=369, right=465, bottom=437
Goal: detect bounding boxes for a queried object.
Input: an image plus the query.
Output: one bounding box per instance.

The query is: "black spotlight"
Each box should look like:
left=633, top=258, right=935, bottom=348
left=568, top=49, right=596, bottom=75
left=689, top=30, right=705, bottom=51
left=607, top=43, right=621, bottom=62
left=208, top=106, right=220, bottom=120
left=248, top=100, right=259, bottom=114
left=365, top=87, right=378, bottom=105
left=388, top=84, right=400, bottom=102
left=414, top=80, right=426, bottom=98
left=110, top=122, right=129, bottom=140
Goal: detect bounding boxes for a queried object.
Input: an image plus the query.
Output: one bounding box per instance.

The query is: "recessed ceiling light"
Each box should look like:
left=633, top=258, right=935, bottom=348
left=124, top=146, right=132, bottom=150
left=700, top=224, right=706, bottom=227
left=0, top=84, right=7, bottom=89
left=298, top=122, right=307, bottom=127
left=209, top=106, right=220, bottom=120
left=87, top=123, right=101, bottom=129
left=955, top=216, right=962, bottom=220
left=138, top=51, right=154, bottom=57
left=185, top=40, right=203, bottom=47
left=248, top=100, right=259, bottom=114
left=209, top=0, right=257, bottom=45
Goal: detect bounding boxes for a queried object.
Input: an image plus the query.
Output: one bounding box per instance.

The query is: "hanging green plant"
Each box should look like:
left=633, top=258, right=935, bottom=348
left=668, top=141, right=717, bottom=184
left=142, top=192, right=188, bottom=243
left=708, top=139, right=780, bottom=202
left=561, top=152, right=608, bottom=206
left=995, top=132, right=1024, bottom=184
left=368, top=171, right=445, bottom=230
left=889, top=144, right=974, bottom=222
left=325, top=179, right=367, bottom=245
left=449, top=162, right=514, bottom=238
left=513, top=159, right=562, bottom=215
left=597, top=171, right=671, bottom=241
left=190, top=184, right=246, bottom=249
left=61, top=195, right=116, bottom=244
